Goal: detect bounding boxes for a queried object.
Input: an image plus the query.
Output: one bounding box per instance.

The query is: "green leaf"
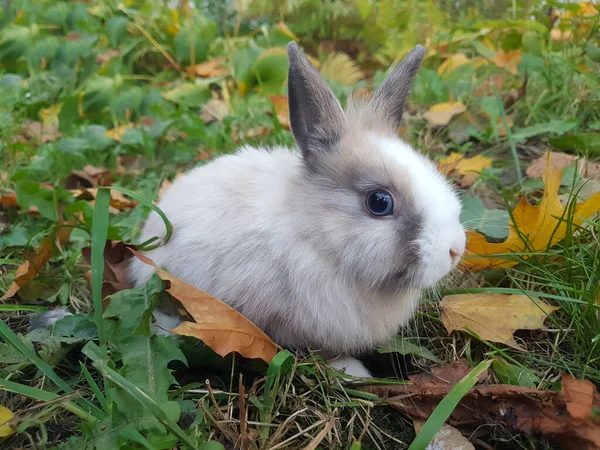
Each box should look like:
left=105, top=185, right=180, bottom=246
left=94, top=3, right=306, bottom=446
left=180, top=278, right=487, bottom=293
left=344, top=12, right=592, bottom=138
left=105, top=16, right=130, bottom=48
left=252, top=47, right=289, bottom=94
left=162, top=82, right=211, bottom=108
left=492, top=357, right=540, bottom=388
left=173, top=21, right=217, bottom=65
left=57, top=137, right=92, bottom=154
left=104, top=274, right=165, bottom=339
left=460, top=196, right=509, bottom=240
left=15, top=180, right=57, bottom=221
left=550, top=133, right=600, bottom=155
left=377, top=336, right=439, bottom=362
left=511, top=119, right=578, bottom=142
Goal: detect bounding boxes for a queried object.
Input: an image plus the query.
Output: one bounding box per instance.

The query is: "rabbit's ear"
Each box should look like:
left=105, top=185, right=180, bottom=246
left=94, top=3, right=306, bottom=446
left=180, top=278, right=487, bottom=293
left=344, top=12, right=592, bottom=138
left=369, top=45, right=425, bottom=129
left=287, top=42, right=345, bottom=166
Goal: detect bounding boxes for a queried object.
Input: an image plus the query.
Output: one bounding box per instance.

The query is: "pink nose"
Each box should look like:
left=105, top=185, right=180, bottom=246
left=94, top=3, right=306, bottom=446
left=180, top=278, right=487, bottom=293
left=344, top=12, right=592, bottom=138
left=449, top=247, right=462, bottom=263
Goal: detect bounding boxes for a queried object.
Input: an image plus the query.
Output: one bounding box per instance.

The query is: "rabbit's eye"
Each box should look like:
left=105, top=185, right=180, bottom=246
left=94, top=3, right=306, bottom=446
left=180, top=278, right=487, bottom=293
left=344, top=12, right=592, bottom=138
left=366, top=190, right=393, bottom=216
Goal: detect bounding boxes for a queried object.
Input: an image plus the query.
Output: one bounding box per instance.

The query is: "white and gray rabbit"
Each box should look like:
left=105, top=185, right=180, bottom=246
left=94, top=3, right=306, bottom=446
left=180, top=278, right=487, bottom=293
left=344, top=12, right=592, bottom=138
left=127, top=42, right=466, bottom=377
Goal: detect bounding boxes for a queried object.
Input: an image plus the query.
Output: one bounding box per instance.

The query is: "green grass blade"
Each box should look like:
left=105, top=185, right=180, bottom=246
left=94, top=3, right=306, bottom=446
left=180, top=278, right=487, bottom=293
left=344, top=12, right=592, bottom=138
left=408, top=360, right=492, bottom=450
left=108, top=186, right=173, bottom=250
left=91, top=357, right=199, bottom=450
left=0, top=378, right=97, bottom=422
left=494, top=88, right=522, bottom=186
left=79, top=362, right=108, bottom=412
left=91, top=187, right=110, bottom=357
left=0, top=320, right=104, bottom=420
left=0, top=305, right=48, bottom=313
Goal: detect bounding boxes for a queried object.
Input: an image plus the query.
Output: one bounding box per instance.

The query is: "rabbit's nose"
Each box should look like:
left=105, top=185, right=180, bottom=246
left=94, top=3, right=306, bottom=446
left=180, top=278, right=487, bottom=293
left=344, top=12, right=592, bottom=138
left=449, top=247, right=463, bottom=264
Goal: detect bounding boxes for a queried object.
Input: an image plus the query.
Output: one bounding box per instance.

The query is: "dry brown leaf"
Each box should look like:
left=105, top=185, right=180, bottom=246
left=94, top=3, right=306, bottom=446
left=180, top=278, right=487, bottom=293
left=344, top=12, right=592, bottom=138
left=96, top=49, right=120, bottom=65
left=82, top=240, right=136, bottom=303
left=462, top=152, right=600, bottom=271
left=438, top=152, right=493, bottom=187
left=1, top=222, right=74, bottom=301
left=562, top=374, right=595, bottom=420
left=527, top=151, right=600, bottom=179
left=491, top=49, right=522, bottom=75
left=413, top=421, right=474, bottom=450
left=188, top=58, right=229, bottom=78
left=360, top=373, right=600, bottom=450
left=440, top=293, right=559, bottom=351
left=132, top=250, right=281, bottom=363
left=409, top=359, right=490, bottom=386
left=269, top=95, right=290, bottom=129
left=66, top=165, right=112, bottom=189
left=200, top=98, right=229, bottom=123
left=71, top=188, right=138, bottom=211
left=21, top=120, right=61, bottom=143
left=423, top=102, right=466, bottom=126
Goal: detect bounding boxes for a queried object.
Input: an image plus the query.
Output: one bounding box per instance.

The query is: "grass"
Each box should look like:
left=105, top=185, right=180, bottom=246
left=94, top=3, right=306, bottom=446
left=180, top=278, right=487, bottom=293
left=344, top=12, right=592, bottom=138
left=1, top=0, right=599, bottom=448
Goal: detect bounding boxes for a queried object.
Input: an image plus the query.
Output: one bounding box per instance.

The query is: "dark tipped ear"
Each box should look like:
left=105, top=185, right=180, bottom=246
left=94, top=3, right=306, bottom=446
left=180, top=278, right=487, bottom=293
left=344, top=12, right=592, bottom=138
left=287, top=42, right=345, bottom=164
left=370, top=45, right=425, bottom=129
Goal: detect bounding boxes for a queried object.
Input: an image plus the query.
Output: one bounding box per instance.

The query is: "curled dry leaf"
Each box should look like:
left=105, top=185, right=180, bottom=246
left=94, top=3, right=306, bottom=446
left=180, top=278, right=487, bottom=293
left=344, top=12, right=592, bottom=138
left=491, top=49, right=522, bottom=75
left=269, top=95, right=291, bottom=129
left=409, top=359, right=490, bottom=386
left=526, top=151, right=600, bottom=179
left=20, top=120, right=61, bottom=143
left=66, top=165, right=111, bottom=189
left=71, top=188, right=138, bottom=211
left=1, top=222, right=75, bottom=301
left=440, top=293, right=559, bottom=351
left=438, top=152, right=493, bottom=187
left=82, top=240, right=136, bottom=303
left=200, top=98, right=229, bottom=123
left=187, top=58, right=229, bottom=78
left=132, top=250, right=281, bottom=363
left=360, top=373, right=600, bottom=450
left=423, top=102, right=466, bottom=126
left=413, top=421, right=474, bottom=450
left=462, top=152, right=600, bottom=271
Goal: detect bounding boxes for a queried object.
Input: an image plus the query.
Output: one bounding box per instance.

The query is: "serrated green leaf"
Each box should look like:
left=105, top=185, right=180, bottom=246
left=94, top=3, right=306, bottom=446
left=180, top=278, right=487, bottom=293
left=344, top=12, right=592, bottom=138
left=15, top=180, right=57, bottom=221
left=104, top=274, right=164, bottom=339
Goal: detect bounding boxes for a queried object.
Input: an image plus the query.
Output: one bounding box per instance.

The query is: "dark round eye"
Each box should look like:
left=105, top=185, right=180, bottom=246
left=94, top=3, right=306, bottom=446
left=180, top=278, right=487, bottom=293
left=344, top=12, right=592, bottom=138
left=366, top=190, right=393, bottom=216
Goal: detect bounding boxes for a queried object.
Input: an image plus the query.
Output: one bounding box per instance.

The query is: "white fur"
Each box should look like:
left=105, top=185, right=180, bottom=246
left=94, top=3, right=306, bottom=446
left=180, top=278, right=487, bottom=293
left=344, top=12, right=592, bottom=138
left=376, top=135, right=466, bottom=287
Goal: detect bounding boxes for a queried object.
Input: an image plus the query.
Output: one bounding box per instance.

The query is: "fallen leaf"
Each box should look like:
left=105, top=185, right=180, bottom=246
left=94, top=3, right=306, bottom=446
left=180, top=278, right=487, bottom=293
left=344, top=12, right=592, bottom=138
left=438, top=152, right=493, bottom=187
left=360, top=373, right=600, bottom=450
left=21, top=120, right=61, bottom=143
left=579, top=1, right=599, bottom=17
left=132, top=250, right=281, bottom=363
left=0, top=405, right=15, bottom=438
left=199, top=98, right=229, bottom=123
left=65, top=165, right=112, bottom=189
left=104, top=124, right=134, bottom=142
left=562, top=374, right=595, bottom=419
left=39, top=104, right=62, bottom=130
left=437, top=53, right=470, bottom=76
left=423, top=102, right=466, bottom=126
left=526, top=151, right=600, bottom=179
left=413, top=421, right=474, bottom=450
left=96, top=49, right=120, bottom=65
left=1, top=222, right=74, bottom=301
left=409, top=359, right=490, bottom=386
left=269, top=95, right=290, bottom=129
left=440, top=294, right=559, bottom=351
left=82, top=240, right=136, bottom=303
left=187, top=58, right=229, bottom=78
left=551, top=29, right=573, bottom=42
left=491, top=49, right=522, bottom=75
left=71, top=188, right=138, bottom=211
left=462, top=152, right=600, bottom=271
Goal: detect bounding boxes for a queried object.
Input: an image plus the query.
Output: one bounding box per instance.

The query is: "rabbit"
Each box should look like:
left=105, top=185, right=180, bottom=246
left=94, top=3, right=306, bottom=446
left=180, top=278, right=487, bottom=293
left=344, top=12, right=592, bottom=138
left=126, top=42, right=466, bottom=378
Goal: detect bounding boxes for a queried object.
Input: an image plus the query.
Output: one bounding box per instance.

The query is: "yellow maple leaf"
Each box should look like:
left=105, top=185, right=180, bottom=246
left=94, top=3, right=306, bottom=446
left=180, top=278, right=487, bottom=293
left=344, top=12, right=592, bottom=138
left=423, top=102, right=466, bottom=126
left=0, top=405, right=15, bottom=437
left=440, top=293, right=559, bottom=351
left=437, top=53, right=470, bottom=76
left=461, top=152, right=600, bottom=272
